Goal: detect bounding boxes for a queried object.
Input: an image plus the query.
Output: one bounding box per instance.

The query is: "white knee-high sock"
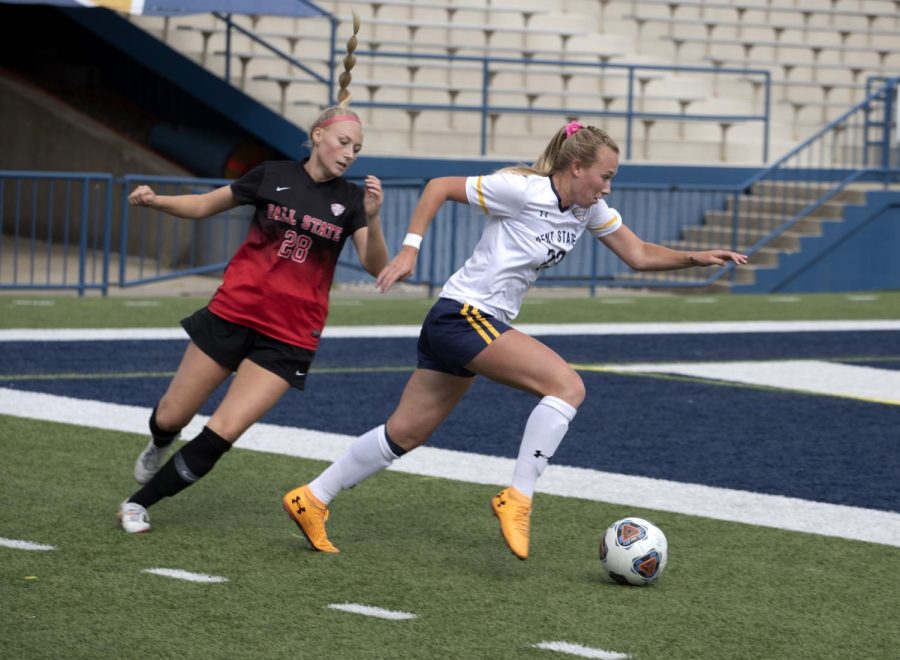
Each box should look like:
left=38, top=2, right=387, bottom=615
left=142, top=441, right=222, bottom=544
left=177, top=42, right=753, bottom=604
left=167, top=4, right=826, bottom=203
left=511, top=396, right=578, bottom=498
left=309, top=424, right=400, bottom=505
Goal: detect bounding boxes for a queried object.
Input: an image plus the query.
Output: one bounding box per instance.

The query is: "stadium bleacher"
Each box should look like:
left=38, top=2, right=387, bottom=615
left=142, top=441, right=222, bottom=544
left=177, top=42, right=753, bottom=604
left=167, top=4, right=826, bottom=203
left=124, top=0, right=898, bottom=165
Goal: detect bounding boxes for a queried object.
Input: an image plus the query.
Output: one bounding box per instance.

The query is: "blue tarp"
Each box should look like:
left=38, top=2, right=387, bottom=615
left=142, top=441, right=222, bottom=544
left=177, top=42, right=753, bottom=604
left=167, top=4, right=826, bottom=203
left=0, top=0, right=327, bottom=17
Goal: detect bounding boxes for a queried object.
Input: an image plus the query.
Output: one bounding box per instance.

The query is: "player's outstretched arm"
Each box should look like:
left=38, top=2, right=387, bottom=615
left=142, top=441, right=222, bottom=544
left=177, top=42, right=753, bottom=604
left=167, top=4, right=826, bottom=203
left=600, top=225, right=748, bottom=272
left=127, top=184, right=238, bottom=220
left=375, top=177, right=468, bottom=293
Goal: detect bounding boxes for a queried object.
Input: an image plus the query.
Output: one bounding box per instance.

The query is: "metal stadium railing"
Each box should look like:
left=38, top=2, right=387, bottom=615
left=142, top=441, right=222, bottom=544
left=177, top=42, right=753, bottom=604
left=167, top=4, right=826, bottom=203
left=117, top=174, right=241, bottom=289
left=1, top=79, right=895, bottom=295
left=715, top=75, right=900, bottom=286
left=0, top=171, right=113, bottom=296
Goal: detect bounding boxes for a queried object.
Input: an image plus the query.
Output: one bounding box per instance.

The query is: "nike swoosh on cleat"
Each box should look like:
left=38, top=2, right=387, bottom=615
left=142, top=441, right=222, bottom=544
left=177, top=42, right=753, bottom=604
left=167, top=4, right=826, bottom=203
left=276, top=186, right=290, bottom=191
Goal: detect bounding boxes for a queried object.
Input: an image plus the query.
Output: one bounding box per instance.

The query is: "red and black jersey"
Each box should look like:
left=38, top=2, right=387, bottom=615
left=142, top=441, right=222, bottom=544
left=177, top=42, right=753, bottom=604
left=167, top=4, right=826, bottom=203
left=207, top=160, right=367, bottom=350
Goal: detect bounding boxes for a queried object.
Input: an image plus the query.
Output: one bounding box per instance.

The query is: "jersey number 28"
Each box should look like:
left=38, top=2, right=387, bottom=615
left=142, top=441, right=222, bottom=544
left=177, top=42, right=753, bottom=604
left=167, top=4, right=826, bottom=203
left=278, top=230, right=312, bottom=263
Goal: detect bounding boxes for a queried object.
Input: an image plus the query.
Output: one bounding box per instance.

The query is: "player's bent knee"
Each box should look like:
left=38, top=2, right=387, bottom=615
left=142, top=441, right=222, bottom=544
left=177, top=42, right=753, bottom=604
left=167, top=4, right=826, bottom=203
left=155, top=399, right=193, bottom=432
left=385, top=418, right=430, bottom=452
left=551, top=370, right=586, bottom=409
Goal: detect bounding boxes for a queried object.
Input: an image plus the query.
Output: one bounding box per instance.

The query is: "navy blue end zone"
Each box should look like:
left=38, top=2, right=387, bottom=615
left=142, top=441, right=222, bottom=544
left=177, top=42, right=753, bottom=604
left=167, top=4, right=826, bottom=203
left=1, top=331, right=898, bottom=513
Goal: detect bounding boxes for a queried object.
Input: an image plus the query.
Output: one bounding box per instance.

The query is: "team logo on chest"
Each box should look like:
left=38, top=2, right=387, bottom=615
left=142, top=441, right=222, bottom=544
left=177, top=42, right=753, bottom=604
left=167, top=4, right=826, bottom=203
left=331, top=203, right=346, bottom=216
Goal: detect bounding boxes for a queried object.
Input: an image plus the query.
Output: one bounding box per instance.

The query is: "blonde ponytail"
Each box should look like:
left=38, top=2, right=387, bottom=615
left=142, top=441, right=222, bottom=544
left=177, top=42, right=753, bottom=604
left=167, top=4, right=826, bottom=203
left=309, top=11, right=362, bottom=135
left=336, top=11, right=360, bottom=108
left=501, top=122, right=619, bottom=176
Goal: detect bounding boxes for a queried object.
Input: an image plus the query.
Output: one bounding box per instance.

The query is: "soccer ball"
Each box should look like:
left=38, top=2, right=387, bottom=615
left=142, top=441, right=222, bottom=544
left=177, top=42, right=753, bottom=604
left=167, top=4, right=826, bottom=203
left=599, top=517, right=668, bottom=586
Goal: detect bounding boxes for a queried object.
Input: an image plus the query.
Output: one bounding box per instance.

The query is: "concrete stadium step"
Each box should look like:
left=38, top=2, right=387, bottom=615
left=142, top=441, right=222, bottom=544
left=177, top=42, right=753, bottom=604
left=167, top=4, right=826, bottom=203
left=725, top=196, right=850, bottom=217
left=681, top=225, right=803, bottom=250
left=703, top=211, right=841, bottom=234
left=748, top=181, right=868, bottom=204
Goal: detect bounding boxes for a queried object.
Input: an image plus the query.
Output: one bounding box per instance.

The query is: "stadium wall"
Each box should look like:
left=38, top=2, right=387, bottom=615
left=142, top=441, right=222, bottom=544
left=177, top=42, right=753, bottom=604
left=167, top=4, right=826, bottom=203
left=0, top=73, right=189, bottom=176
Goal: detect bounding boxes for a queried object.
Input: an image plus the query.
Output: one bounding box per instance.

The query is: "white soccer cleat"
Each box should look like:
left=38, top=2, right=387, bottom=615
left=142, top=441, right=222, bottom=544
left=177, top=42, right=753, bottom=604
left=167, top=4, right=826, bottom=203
left=118, top=501, right=151, bottom=534
left=133, top=439, right=175, bottom=484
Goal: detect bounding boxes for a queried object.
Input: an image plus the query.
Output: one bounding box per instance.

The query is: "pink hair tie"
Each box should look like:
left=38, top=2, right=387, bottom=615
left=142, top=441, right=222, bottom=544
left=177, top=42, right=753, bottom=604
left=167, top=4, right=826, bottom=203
left=564, top=120, right=584, bottom=138
left=318, top=114, right=361, bottom=129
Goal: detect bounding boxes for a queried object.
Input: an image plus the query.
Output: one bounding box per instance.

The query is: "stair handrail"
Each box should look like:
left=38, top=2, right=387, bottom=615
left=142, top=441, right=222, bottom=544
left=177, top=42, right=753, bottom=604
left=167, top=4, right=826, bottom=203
left=726, top=76, right=898, bottom=271
left=213, top=11, right=336, bottom=103
left=738, top=76, right=898, bottom=193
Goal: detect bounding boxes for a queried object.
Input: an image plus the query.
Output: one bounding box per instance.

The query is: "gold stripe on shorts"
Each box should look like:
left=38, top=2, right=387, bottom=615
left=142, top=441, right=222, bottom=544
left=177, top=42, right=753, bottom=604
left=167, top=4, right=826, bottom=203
left=471, top=306, right=500, bottom=339
left=461, top=303, right=496, bottom=345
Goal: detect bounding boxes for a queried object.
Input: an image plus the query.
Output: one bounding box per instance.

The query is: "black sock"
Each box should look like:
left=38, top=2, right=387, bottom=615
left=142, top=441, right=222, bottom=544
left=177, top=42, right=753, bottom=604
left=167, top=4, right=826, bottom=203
left=149, top=405, right=181, bottom=448
left=384, top=426, right=407, bottom=457
left=130, top=426, right=231, bottom=508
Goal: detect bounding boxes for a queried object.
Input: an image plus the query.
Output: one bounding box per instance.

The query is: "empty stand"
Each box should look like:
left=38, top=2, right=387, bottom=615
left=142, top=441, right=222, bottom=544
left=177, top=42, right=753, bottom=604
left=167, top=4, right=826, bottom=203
left=127, top=0, right=899, bottom=165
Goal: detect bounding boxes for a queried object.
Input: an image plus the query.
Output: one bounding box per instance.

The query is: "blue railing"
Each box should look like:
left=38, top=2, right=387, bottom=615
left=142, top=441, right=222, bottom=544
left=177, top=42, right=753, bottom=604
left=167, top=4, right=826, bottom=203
left=111, top=176, right=759, bottom=292
left=213, top=11, right=336, bottom=98
left=117, top=174, right=239, bottom=288
left=0, top=172, right=740, bottom=294
left=1, top=164, right=892, bottom=295
left=0, top=171, right=113, bottom=296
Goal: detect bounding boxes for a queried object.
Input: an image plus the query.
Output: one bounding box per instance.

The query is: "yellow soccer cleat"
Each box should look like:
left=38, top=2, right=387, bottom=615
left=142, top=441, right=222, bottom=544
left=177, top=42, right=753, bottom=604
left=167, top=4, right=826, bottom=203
left=491, top=487, right=532, bottom=560
left=282, top=484, right=339, bottom=553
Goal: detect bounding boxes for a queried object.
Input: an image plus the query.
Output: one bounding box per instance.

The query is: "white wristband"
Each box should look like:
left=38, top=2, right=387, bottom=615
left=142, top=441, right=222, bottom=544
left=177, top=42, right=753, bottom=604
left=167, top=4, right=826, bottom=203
left=402, top=233, right=423, bottom=250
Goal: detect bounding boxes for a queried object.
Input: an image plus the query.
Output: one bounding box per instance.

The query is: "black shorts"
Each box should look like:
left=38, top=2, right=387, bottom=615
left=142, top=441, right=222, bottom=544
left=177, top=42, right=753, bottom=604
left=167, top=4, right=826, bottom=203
left=181, top=308, right=315, bottom=390
left=416, top=297, right=512, bottom=378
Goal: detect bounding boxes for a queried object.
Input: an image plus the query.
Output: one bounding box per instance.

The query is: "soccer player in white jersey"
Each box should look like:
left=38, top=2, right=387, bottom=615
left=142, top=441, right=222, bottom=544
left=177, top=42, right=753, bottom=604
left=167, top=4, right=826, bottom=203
left=283, top=121, right=748, bottom=559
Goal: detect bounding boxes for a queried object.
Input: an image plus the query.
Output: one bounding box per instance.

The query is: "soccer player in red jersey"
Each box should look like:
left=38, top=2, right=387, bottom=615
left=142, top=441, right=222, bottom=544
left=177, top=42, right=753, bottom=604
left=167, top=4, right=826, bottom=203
left=118, top=15, right=386, bottom=534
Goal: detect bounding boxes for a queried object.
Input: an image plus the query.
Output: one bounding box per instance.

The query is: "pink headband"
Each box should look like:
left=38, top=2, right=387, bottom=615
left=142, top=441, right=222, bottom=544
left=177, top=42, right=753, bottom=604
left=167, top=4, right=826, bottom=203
left=318, top=114, right=361, bottom=129
left=564, top=120, right=584, bottom=138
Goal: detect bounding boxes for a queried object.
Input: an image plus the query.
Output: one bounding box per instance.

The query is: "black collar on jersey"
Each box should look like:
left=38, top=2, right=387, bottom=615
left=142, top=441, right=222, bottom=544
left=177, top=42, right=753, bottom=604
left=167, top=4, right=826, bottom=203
left=548, top=175, right=570, bottom=213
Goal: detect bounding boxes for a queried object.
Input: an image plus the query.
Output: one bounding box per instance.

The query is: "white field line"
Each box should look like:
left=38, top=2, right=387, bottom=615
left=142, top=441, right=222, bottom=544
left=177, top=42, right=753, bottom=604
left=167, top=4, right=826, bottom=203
left=532, top=641, right=630, bottom=659
left=10, top=300, right=55, bottom=306
left=327, top=603, right=417, bottom=620
left=141, top=568, right=227, bottom=583
left=1, top=388, right=898, bottom=548
left=2, top=319, right=900, bottom=342
left=601, top=360, right=900, bottom=406
left=0, top=537, right=57, bottom=551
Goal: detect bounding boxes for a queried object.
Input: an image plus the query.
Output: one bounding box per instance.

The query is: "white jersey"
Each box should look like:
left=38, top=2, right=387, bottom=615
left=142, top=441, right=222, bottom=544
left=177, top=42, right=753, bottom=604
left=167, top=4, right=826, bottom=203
left=439, top=172, right=623, bottom=323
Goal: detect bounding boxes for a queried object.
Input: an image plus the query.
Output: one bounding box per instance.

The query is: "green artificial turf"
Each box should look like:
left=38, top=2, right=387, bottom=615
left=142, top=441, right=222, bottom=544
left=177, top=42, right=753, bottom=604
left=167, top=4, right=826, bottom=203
left=2, top=416, right=898, bottom=659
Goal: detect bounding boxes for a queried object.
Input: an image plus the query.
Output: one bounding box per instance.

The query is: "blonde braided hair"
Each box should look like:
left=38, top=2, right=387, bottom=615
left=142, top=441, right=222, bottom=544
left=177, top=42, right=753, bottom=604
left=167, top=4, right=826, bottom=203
left=309, top=11, right=362, bottom=134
